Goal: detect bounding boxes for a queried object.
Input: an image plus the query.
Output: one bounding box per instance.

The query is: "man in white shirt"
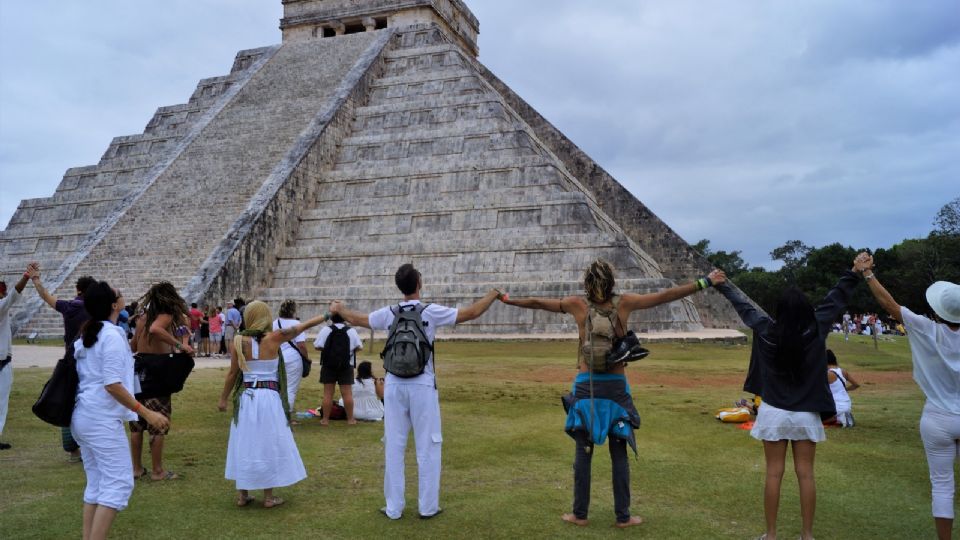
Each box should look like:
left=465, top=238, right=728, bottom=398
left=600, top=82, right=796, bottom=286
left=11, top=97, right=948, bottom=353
left=0, top=263, right=38, bottom=450
left=331, top=263, right=501, bottom=519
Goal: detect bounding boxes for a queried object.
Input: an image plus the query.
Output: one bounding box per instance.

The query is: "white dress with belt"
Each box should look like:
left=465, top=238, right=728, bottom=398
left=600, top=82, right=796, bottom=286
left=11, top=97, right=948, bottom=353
left=225, top=340, right=307, bottom=490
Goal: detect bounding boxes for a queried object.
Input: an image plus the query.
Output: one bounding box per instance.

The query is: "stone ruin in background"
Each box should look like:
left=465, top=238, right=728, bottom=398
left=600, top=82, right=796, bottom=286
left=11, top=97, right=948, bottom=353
left=1, top=0, right=747, bottom=339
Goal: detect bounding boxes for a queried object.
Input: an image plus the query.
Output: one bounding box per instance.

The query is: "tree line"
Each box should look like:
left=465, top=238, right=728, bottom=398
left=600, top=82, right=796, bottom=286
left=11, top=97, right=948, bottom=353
left=693, top=197, right=960, bottom=318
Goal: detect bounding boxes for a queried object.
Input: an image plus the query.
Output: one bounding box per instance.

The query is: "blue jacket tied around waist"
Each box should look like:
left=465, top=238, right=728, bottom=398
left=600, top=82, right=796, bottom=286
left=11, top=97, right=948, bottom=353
left=563, top=373, right=641, bottom=455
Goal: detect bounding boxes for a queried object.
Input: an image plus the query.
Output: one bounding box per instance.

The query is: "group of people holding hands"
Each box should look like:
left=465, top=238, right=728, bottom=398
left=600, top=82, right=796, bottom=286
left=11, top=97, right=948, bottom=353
left=3, top=249, right=958, bottom=539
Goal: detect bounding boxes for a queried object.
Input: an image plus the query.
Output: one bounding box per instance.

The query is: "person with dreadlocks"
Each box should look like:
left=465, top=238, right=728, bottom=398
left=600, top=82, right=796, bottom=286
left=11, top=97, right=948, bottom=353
left=217, top=301, right=329, bottom=508
left=129, top=281, right=194, bottom=481
left=499, top=258, right=725, bottom=528
left=713, top=254, right=872, bottom=540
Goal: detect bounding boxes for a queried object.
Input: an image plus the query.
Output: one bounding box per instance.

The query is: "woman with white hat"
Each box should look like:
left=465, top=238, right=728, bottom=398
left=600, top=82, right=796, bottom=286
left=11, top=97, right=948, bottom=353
left=859, top=253, right=960, bottom=540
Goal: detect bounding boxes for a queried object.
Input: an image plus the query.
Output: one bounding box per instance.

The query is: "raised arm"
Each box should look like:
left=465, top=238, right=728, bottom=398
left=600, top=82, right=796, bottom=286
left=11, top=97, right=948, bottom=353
left=330, top=302, right=370, bottom=329
left=813, top=254, right=873, bottom=332
left=856, top=254, right=902, bottom=322
left=455, top=289, right=501, bottom=324
left=28, top=266, right=58, bottom=308
left=715, top=280, right=771, bottom=331
left=620, top=269, right=726, bottom=312
left=275, top=312, right=329, bottom=341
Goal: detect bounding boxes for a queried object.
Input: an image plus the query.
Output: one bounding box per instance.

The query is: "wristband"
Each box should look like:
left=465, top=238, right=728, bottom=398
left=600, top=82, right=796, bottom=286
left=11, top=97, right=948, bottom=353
left=323, top=312, right=331, bottom=320
left=863, top=273, right=875, bottom=281
left=23, top=272, right=30, bottom=278
left=696, top=277, right=712, bottom=291
left=132, top=402, right=142, bottom=414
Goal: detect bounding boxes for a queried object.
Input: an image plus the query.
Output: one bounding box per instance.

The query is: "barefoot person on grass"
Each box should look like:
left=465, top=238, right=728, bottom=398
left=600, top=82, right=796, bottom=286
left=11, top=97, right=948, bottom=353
left=858, top=254, right=960, bottom=540
left=331, top=263, right=501, bottom=520
left=499, top=258, right=726, bottom=528
left=218, top=301, right=329, bottom=508
left=714, top=254, right=871, bottom=540
left=129, top=282, right=194, bottom=481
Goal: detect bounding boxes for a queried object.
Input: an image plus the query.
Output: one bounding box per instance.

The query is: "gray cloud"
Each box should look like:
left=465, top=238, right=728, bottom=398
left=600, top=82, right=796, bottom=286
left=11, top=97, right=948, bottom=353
left=2, top=0, right=958, bottom=268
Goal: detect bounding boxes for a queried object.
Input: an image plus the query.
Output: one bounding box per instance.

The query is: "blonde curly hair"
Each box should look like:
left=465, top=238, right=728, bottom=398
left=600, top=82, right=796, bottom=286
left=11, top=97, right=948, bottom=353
left=583, top=259, right=616, bottom=304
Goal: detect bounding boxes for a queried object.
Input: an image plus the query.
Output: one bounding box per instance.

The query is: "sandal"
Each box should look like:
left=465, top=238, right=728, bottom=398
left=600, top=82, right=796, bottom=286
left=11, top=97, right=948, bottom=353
left=263, top=496, right=285, bottom=509
left=133, top=468, right=147, bottom=480
left=152, top=470, right=179, bottom=481
left=236, top=494, right=255, bottom=507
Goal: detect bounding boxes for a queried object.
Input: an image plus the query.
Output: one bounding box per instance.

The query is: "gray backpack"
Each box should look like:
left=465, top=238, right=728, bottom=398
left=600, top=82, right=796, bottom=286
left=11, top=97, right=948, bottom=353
left=381, top=303, right=432, bottom=378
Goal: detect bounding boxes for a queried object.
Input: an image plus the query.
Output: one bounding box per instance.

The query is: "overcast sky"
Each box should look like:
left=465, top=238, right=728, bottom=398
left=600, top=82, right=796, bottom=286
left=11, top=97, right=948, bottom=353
left=1, top=1, right=957, bottom=268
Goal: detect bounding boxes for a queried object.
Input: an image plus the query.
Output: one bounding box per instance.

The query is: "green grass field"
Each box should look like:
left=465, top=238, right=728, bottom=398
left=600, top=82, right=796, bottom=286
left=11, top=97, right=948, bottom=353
left=0, top=335, right=938, bottom=539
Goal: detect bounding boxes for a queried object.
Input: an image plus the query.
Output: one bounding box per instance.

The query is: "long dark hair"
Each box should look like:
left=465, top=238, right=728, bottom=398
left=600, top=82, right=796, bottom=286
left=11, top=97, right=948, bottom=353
left=773, top=287, right=816, bottom=369
left=138, top=282, right=189, bottom=334
left=80, top=281, right=119, bottom=348
left=357, top=361, right=373, bottom=383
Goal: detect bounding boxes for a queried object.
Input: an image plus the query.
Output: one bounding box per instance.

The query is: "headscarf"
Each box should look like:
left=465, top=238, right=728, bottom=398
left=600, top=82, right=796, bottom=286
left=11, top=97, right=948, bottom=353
left=233, top=300, right=272, bottom=371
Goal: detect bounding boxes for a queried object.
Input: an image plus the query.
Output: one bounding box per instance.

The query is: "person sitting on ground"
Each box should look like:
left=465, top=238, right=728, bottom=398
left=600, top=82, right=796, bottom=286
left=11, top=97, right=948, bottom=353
left=30, top=268, right=95, bottom=461
left=859, top=254, right=960, bottom=540
left=341, top=361, right=385, bottom=422
left=826, top=350, right=859, bottom=428
left=713, top=253, right=872, bottom=540
left=71, top=281, right=169, bottom=540
left=129, top=282, right=194, bottom=481
left=499, top=258, right=725, bottom=528
left=313, top=313, right=363, bottom=425
left=217, top=301, right=329, bottom=508
left=272, top=300, right=311, bottom=413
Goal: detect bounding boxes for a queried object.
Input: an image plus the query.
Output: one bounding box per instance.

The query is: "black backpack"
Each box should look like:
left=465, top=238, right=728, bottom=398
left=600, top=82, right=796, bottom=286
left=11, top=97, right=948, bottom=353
left=381, top=303, right=432, bottom=378
left=321, top=324, right=352, bottom=373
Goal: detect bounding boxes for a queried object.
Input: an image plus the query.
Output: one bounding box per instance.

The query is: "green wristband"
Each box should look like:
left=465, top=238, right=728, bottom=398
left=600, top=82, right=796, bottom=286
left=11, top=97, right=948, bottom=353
left=323, top=311, right=331, bottom=320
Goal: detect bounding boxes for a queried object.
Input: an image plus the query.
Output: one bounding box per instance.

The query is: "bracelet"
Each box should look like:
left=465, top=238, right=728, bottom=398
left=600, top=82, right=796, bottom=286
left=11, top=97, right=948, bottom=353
left=23, top=272, right=30, bottom=278
left=323, top=312, right=331, bottom=320
left=696, top=277, right=713, bottom=291
left=132, top=402, right=142, bottom=414
left=863, top=273, right=875, bottom=281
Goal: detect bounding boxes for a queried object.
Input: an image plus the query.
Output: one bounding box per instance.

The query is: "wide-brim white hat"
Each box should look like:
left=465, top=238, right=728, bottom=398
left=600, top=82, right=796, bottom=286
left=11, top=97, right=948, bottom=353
left=926, top=281, right=960, bottom=324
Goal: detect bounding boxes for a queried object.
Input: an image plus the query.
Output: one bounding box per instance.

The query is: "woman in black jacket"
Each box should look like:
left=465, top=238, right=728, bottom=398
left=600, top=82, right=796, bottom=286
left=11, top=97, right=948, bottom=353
left=715, top=253, right=871, bottom=540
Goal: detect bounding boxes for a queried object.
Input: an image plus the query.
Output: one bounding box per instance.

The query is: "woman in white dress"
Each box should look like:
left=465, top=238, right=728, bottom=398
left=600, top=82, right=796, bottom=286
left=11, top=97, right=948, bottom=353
left=271, top=300, right=311, bottom=412
left=340, top=361, right=384, bottom=421
left=217, top=301, right=328, bottom=508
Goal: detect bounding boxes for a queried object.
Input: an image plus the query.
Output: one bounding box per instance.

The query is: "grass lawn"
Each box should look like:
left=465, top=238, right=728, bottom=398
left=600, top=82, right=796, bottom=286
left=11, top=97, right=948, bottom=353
left=0, top=334, right=937, bottom=539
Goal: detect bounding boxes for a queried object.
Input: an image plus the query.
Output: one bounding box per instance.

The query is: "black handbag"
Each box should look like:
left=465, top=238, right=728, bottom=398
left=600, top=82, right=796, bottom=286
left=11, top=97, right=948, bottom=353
left=32, top=356, right=79, bottom=428
left=134, top=352, right=196, bottom=399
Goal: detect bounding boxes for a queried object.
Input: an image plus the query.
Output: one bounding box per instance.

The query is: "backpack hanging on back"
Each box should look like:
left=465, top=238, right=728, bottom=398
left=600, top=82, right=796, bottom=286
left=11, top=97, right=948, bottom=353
left=381, top=303, right=432, bottom=378
left=581, top=295, right=622, bottom=373
left=321, top=324, right=353, bottom=374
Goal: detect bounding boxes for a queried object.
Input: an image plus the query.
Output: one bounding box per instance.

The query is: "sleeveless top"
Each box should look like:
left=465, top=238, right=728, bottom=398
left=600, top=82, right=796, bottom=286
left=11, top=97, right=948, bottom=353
left=243, top=339, right=279, bottom=384
left=579, top=295, right=624, bottom=369
left=828, top=368, right=851, bottom=411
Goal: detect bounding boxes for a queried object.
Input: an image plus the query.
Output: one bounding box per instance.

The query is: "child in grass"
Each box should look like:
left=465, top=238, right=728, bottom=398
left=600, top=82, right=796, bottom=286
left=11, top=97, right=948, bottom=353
left=825, top=350, right=859, bottom=427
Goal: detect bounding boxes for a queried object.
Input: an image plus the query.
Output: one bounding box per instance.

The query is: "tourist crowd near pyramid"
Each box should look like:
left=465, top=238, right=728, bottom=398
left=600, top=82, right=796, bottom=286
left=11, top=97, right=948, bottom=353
left=1, top=0, right=744, bottom=338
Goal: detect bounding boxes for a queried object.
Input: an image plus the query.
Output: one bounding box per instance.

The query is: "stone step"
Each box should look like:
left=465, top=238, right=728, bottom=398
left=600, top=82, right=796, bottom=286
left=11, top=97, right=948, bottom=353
left=342, top=116, right=518, bottom=146
left=335, top=127, right=539, bottom=165
left=325, top=155, right=555, bottom=182
left=351, top=98, right=510, bottom=135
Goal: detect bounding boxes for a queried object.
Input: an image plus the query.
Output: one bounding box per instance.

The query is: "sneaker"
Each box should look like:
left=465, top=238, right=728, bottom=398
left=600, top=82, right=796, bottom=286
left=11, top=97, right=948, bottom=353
left=607, top=331, right=649, bottom=364
left=419, top=508, right=443, bottom=519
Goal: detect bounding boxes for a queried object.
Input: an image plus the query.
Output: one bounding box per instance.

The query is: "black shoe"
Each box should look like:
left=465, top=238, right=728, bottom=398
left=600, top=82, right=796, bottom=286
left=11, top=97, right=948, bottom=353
left=622, top=345, right=650, bottom=363
left=0, top=442, right=11, bottom=450
left=419, top=508, right=443, bottom=519
left=607, top=331, right=642, bottom=364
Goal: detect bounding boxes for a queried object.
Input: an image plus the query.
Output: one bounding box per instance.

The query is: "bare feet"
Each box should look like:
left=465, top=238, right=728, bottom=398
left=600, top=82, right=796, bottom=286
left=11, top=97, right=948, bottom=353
left=319, top=421, right=329, bottom=427
left=347, top=420, right=358, bottom=425
left=614, top=516, right=644, bottom=528
left=561, top=513, right=588, bottom=526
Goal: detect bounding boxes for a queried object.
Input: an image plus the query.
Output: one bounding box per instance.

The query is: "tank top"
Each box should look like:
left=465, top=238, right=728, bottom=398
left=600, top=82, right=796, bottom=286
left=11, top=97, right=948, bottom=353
left=828, top=368, right=851, bottom=412
left=242, top=338, right=279, bottom=384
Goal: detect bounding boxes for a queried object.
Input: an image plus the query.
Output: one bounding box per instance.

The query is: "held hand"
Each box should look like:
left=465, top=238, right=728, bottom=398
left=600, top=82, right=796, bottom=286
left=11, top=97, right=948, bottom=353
left=330, top=300, right=344, bottom=315
left=852, top=252, right=874, bottom=273
left=708, top=269, right=727, bottom=286
left=145, top=410, right=170, bottom=431
left=493, top=288, right=509, bottom=302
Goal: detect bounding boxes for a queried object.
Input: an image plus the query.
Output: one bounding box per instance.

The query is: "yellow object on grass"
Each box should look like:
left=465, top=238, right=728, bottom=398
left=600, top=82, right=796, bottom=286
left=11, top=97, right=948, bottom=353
left=715, top=407, right=753, bottom=423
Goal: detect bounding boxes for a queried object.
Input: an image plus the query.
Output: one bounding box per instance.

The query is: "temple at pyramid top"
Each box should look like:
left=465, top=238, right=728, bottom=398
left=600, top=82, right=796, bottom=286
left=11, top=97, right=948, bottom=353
left=280, top=0, right=480, bottom=55
left=2, top=0, right=748, bottom=340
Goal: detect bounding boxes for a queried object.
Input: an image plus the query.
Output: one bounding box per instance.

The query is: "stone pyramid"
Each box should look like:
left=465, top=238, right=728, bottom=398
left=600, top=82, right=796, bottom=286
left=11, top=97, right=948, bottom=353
left=2, top=0, right=744, bottom=338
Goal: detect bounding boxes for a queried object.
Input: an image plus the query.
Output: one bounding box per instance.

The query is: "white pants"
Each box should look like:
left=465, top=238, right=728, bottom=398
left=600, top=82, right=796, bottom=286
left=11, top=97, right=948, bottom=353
left=71, top=412, right=135, bottom=511
left=285, top=356, right=303, bottom=410
left=383, top=383, right=442, bottom=518
left=920, top=402, right=960, bottom=519
left=0, top=363, right=11, bottom=437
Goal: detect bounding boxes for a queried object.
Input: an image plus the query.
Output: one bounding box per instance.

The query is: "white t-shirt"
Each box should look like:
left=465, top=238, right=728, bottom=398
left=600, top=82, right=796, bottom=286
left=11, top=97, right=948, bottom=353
left=73, top=322, right=138, bottom=421
left=313, top=323, right=363, bottom=367
left=272, top=318, right=307, bottom=363
left=0, top=288, right=21, bottom=359
left=368, top=300, right=458, bottom=386
left=902, top=306, right=960, bottom=414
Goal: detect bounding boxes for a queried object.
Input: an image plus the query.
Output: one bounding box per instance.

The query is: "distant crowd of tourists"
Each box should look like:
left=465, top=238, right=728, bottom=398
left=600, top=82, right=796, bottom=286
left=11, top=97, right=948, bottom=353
left=0, top=252, right=958, bottom=540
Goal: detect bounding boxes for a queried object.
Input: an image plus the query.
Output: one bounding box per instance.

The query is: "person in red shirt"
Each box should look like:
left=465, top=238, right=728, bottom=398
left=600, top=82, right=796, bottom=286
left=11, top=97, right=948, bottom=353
left=188, top=303, right=203, bottom=350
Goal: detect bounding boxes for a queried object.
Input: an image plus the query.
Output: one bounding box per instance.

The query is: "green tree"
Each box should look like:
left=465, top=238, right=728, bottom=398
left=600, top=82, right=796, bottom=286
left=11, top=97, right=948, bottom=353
left=770, top=240, right=812, bottom=283
left=733, top=268, right=785, bottom=315
left=933, top=196, right=960, bottom=236
left=690, top=239, right=749, bottom=277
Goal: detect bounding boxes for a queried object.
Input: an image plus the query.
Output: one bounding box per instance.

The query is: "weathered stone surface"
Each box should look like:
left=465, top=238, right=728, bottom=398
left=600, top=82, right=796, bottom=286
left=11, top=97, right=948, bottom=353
left=5, top=1, right=749, bottom=339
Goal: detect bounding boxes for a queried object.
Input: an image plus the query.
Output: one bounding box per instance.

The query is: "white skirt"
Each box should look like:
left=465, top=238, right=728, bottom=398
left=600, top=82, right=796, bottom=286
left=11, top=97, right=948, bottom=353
left=225, top=388, right=307, bottom=490
left=751, top=402, right=826, bottom=442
